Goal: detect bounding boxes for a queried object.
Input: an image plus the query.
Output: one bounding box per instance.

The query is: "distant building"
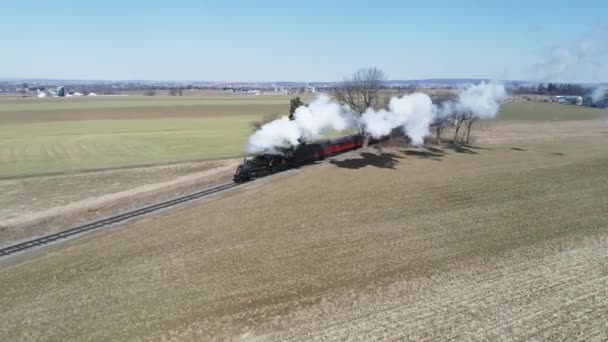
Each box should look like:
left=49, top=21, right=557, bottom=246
left=305, top=83, right=317, bottom=93
left=57, top=86, right=66, bottom=97
left=552, top=95, right=582, bottom=106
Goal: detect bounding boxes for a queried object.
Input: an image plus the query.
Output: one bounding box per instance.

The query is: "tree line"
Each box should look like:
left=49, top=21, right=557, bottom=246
left=252, top=67, right=481, bottom=147
left=511, top=83, right=587, bottom=96
left=334, top=67, right=479, bottom=145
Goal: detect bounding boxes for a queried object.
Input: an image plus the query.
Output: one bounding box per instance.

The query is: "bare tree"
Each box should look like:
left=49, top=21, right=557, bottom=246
left=444, top=110, right=467, bottom=144
left=463, top=112, right=478, bottom=144
left=334, top=67, right=386, bottom=146
left=168, top=89, right=178, bottom=96
left=335, top=68, right=386, bottom=127
left=178, top=88, right=184, bottom=96
left=430, top=115, right=451, bottom=145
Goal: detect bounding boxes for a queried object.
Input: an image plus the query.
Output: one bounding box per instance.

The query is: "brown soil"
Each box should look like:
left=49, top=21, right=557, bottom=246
left=0, top=159, right=238, bottom=247
left=1, top=119, right=607, bottom=341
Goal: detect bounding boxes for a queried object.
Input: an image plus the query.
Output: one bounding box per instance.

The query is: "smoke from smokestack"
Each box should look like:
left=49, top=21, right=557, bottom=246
left=245, top=116, right=301, bottom=154
left=455, top=82, right=507, bottom=119
left=530, top=28, right=607, bottom=83
left=591, top=85, right=607, bottom=104
left=245, top=95, right=354, bottom=154
left=244, top=82, right=506, bottom=153
left=292, top=94, right=354, bottom=141
left=362, top=93, right=436, bottom=145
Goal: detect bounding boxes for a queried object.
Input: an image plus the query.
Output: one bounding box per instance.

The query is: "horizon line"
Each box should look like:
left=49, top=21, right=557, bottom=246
left=3, top=77, right=603, bottom=85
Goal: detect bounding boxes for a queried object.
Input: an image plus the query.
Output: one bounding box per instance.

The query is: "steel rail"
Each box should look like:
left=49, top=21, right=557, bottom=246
left=0, top=182, right=238, bottom=257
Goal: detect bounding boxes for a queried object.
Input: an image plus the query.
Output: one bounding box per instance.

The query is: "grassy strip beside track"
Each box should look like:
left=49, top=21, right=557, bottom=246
left=0, top=117, right=254, bottom=176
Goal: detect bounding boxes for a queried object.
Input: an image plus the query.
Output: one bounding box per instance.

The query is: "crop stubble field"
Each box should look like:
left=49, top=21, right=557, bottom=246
left=1, top=100, right=607, bottom=340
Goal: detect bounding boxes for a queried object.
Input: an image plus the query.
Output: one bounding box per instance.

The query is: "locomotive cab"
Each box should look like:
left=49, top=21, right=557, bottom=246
left=233, top=154, right=287, bottom=183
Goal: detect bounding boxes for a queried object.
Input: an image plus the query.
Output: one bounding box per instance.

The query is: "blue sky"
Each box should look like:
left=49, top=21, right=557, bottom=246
left=2, top=1, right=607, bottom=82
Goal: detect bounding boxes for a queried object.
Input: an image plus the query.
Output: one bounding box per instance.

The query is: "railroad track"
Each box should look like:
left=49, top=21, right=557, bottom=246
left=0, top=182, right=238, bottom=258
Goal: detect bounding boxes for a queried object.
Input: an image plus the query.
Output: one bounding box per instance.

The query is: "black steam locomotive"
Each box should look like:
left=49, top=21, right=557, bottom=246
left=233, top=134, right=365, bottom=183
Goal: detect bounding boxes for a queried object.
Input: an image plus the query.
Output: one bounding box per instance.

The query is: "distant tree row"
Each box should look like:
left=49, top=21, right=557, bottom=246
left=511, top=83, right=588, bottom=96
left=168, top=88, right=184, bottom=96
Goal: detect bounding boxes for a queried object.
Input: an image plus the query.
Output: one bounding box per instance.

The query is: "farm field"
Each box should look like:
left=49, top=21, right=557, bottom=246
left=1, top=108, right=607, bottom=340
left=2, top=95, right=606, bottom=177
left=0, top=95, right=304, bottom=117
left=0, top=95, right=297, bottom=176
left=0, top=158, right=239, bottom=246
left=0, top=116, right=253, bottom=176
left=497, top=101, right=607, bottom=121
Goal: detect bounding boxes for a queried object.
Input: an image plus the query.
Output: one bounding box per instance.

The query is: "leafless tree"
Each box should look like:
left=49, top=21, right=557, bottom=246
left=430, top=115, right=451, bottom=144
left=178, top=88, right=184, bottom=96
left=334, top=67, right=386, bottom=147
left=463, top=112, right=478, bottom=144
left=335, top=68, right=386, bottom=128
left=168, top=89, right=178, bottom=96
left=450, top=111, right=468, bottom=143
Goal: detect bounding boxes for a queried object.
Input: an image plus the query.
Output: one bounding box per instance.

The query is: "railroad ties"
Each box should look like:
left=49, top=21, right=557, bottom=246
left=0, top=182, right=238, bottom=258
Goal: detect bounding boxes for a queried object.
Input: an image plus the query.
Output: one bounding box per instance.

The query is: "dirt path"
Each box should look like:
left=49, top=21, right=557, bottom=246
left=0, top=159, right=238, bottom=246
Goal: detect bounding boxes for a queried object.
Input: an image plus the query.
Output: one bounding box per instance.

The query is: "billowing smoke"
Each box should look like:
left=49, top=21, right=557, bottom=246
left=245, top=116, right=301, bottom=154
left=362, top=93, right=436, bottom=145
left=245, top=95, right=354, bottom=153
left=292, top=95, right=354, bottom=140
left=530, top=28, right=607, bottom=83
left=244, top=82, right=506, bottom=153
left=454, top=82, right=507, bottom=119
left=590, top=85, right=607, bottom=104
left=362, top=82, right=506, bottom=145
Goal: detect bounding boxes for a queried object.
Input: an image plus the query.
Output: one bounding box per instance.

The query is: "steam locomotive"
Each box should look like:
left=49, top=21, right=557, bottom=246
left=233, top=134, right=367, bottom=183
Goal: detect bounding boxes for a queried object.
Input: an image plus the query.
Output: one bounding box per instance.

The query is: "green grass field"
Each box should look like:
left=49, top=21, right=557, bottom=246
left=497, top=101, right=606, bottom=121
left=0, top=116, right=256, bottom=176
left=1, top=96, right=605, bottom=177
left=0, top=96, right=287, bottom=176
left=0, top=96, right=299, bottom=112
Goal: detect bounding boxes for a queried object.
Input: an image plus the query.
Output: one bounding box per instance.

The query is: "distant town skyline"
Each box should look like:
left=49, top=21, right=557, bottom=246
left=2, top=1, right=607, bottom=83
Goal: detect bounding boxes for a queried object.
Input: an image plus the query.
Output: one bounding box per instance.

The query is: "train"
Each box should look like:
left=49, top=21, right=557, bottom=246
left=233, top=133, right=368, bottom=183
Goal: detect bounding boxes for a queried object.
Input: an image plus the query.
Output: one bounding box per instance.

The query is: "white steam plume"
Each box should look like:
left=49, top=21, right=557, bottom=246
left=591, top=85, right=607, bottom=104
left=244, top=83, right=506, bottom=153
left=530, top=28, right=608, bottom=83
left=245, top=95, right=354, bottom=154
left=293, top=95, right=354, bottom=141
left=362, top=93, right=436, bottom=145
left=455, top=82, right=507, bottom=119
left=245, top=116, right=301, bottom=154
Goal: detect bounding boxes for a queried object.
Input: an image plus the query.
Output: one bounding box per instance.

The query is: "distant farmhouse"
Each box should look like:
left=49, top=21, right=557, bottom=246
left=552, top=95, right=583, bottom=106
